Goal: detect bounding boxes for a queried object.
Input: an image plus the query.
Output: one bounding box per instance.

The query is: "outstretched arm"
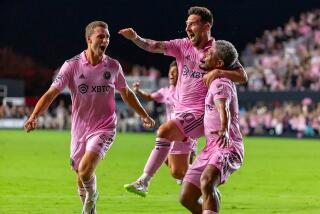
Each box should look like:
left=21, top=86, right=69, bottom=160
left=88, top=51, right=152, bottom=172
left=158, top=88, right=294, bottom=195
left=119, top=86, right=155, bottom=128
left=203, top=62, right=248, bottom=86
left=132, top=82, right=154, bottom=102
left=24, top=87, right=60, bottom=132
left=118, top=28, right=165, bottom=54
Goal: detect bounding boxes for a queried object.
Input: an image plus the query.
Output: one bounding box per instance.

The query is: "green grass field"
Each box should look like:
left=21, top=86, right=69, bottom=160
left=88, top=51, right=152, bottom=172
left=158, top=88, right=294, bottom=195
left=0, top=130, right=319, bottom=214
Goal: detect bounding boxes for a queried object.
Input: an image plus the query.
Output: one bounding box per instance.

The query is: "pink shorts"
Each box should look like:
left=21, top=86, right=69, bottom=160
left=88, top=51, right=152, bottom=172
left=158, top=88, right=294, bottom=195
left=183, top=137, right=243, bottom=189
left=169, top=138, right=197, bottom=155
left=173, top=112, right=204, bottom=139
left=70, top=130, right=116, bottom=171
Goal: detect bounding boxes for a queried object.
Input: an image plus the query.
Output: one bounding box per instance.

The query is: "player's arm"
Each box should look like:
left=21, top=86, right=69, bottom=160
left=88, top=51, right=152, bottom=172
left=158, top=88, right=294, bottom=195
left=118, top=28, right=165, bottom=54
left=214, top=98, right=230, bottom=148
left=118, top=86, right=155, bottom=128
left=203, top=62, right=248, bottom=86
left=132, top=82, right=154, bottom=101
left=24, top=87, right=60, bottom=132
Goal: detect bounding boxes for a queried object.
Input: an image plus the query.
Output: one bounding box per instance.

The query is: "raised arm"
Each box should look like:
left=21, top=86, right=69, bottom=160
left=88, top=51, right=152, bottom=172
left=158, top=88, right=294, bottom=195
left=118, top=28, right=165, bottom=54
left=132, top=82, right=154, bottom=102
left=203, top=62, right=248, bottom=86
left=24, top=87, right=60, bottom=132
left=214, top=98, right=231, bottom=148
left=118, top=86, right=155, bottom=128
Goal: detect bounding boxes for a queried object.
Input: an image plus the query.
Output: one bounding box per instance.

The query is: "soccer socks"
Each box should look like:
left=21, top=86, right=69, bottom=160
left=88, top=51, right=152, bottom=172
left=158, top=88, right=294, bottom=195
left=203, top=210, right=217, bottom=214
left=83, top=175, right=97, bottom=199
left=143, top=138, right=171, bottom=180
left=77, top=186, right=86, bottom=204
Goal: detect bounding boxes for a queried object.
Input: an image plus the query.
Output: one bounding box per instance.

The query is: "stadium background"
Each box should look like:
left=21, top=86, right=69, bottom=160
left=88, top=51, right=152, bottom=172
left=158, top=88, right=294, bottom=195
left=0, top=1, right=320, bottom=213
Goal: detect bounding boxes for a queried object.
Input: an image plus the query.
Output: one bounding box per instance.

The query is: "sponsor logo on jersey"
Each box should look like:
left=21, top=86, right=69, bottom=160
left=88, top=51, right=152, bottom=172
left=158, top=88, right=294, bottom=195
left=78, top=84, right=88, bottom=94
left=182, top=65, right=206, bottom=79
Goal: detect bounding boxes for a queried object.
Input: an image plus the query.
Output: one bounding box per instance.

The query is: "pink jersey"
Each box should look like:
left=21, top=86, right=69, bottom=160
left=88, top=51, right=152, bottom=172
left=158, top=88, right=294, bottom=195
left=204, top=78, right=243, bottom=154
left=51, top=51, right=127, bottom=141
left=151, top=85, right=175, bottom=121
left=164, top=38, right=214, bottom=114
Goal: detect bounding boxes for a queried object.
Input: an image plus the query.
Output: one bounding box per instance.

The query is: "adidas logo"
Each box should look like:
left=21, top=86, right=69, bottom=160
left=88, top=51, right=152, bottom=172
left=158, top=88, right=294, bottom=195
left=79, top=74, right=85, bottom=79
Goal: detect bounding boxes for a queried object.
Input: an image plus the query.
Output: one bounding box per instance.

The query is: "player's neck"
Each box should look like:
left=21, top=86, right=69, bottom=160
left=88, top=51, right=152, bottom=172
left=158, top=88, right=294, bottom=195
left=85, top=49, right=103, bottom=66
left=195, top=34, right=211, bottom=50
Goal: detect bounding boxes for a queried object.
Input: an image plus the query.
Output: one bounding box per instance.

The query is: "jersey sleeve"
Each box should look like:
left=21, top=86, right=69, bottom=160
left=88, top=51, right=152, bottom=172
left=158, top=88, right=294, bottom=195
left=151, top=88, right=166, bottom=103
left=212, top=81, right=232, bottom=102
left=51, top=61, right=72, bottom=91
left=115, top=62, right=127, bottom=90
left=164, top=39, right=184, bottom=60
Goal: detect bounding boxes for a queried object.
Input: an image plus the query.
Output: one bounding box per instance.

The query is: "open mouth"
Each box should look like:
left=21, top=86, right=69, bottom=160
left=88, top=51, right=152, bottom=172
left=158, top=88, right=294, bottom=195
left=188, top=32, right=195, bottom=40
left=100, top=45, right=106, bottom=51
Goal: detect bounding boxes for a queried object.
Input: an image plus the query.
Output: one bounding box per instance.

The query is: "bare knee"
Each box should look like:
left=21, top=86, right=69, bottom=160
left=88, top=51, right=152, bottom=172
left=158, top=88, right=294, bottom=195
left=179, top=190, right=192, bottom=208
left=170, top=167, right=187, bottom=179
left=157, top=123, right=173, bottom=139
left=78, top=162, right=94, bottom=181
left=200, top=174, right=214, bottom=195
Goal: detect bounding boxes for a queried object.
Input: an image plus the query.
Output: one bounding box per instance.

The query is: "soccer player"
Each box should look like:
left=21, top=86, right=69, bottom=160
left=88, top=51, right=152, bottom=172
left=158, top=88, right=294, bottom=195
left=132, top=61, right=197, bottom=182
left=180, top=40, right=244, bottom=214
left=119, top=6, right=247, bottom=197
left=24, top=21, right=155, bottom=214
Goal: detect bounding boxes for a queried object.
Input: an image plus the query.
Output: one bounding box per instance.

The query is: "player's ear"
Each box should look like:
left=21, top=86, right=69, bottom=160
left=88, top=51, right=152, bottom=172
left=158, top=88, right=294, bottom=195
left=204, top=22, right=211, bottom=31
left=217, top=59, right=224, bottom=68
left=86, top=36, right=92, bottom=44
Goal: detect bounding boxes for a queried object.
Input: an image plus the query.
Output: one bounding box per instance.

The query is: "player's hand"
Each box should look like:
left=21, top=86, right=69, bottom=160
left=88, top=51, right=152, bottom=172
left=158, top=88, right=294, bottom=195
left=24, top=117, right=37, bottom=132
left=141, top=116, right=155, bottom=129
left=118, top=28, right=138, bottom=41
left=203, top=69, right=220, bottom=87
left=132, top=82, right=140, bottom=93
left=217, top=129, right=230, bottom=148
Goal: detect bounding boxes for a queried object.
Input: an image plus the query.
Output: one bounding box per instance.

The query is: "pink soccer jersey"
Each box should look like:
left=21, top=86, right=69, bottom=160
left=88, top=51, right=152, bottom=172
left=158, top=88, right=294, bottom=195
left=164, top=38, right=214, bottom=115
left=51, top=51, right=127, bottom=142
left=204, top=78, right=243, bottom=154
left=151, top=85, right=175, bottom=121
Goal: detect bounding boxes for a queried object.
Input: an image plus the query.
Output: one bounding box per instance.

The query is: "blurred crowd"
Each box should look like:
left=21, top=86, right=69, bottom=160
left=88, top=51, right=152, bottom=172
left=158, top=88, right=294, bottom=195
left=241, top=9, right=320, bottom=91
left=1, top=98, right=320, bottom=138
left=0, top=100, right=71, bottom=130
left=239, top=99, right=320, bottom=138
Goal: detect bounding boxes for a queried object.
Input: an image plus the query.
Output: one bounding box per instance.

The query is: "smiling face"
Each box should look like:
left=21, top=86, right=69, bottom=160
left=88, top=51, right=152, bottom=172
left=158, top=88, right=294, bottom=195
left=87, top=26, right=110, bottom=57
left=185, top=14, right=209, bottom=47
left=168, top=65, right=178, bottom=86
left=199, top=44, right=223, bottom=71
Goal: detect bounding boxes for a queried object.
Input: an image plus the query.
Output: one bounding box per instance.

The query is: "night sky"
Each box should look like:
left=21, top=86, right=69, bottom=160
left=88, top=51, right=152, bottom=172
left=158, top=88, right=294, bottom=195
left=1, top=0, right=319, bottom=72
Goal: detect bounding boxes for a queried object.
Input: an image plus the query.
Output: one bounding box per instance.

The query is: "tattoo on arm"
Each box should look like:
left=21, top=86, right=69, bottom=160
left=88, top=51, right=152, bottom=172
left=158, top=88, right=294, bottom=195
left=133, top=36, right=165, bottom=54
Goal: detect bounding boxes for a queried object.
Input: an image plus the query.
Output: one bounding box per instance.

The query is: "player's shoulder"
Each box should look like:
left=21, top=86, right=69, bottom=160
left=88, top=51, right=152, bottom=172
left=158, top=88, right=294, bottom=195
left=211, top=78, right=233, bottom=90
left=65, top=53, right=82, bottom=64
left=103, top=55, right=121, bottom=70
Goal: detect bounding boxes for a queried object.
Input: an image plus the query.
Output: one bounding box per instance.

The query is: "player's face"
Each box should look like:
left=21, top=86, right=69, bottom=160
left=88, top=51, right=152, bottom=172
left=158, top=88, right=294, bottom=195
left=168, top=65, right=178, bottom=86
left=185, top=14, right=207, bottom=47
left=199, top=45, right=223, bottom=71
left=87, top=26, right=110, bottom=56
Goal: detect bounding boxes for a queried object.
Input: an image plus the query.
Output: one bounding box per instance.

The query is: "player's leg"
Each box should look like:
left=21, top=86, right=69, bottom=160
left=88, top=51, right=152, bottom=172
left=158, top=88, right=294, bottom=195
left=168, top=153, right=190, bottom=179
left=124, top=113, right=203, bottom=197
left=79, top=131, right=115, bottom=214
left=179, top=181, right=202, bottom=214
left=78, top=151, right=100, bottom=214
left=167, top=139, right=194, bottom=182
left=77, top=173, right=86, bottom=204
left=124, top=120, right=185, bottom=197
left=200, top=165, right=221, bottom=214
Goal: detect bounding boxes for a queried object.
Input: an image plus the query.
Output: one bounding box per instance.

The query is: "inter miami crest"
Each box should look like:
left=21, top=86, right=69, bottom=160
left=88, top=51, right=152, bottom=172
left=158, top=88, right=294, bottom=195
left=104, top=71, right=111, bottom=80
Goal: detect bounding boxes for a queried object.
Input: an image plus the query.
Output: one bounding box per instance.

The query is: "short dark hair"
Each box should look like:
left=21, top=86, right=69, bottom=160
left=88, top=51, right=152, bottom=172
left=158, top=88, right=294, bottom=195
left=85, top=21, right=108, bottom=39
left=215, top=40, right=239, bottom=68
left=188, top=6, right=213, bottom=26
left=169, top=60, right=177, bottom=68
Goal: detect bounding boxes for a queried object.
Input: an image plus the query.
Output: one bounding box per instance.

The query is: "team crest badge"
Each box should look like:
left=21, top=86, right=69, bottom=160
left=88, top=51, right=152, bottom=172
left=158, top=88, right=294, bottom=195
left=104, top=71, right=111, bottom=80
